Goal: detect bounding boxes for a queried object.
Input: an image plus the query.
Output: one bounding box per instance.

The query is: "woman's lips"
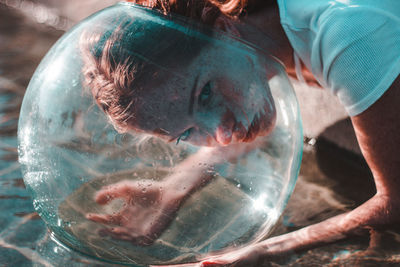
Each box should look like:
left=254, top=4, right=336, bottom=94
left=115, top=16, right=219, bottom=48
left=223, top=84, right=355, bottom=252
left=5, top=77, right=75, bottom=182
left=232, top=122, right=247, bottom=142
left=242, top=113, right=261, bottom=143
left=215, top=102, right=276, bottom=145
left=241, top=105, right=276, bottom=143
left=216, top=114, right=262, bottom=145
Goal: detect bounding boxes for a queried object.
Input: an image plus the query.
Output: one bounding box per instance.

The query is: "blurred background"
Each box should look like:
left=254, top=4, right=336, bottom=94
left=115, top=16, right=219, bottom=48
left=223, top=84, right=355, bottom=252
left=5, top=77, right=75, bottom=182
left=1, top=0, right=399, bottom=266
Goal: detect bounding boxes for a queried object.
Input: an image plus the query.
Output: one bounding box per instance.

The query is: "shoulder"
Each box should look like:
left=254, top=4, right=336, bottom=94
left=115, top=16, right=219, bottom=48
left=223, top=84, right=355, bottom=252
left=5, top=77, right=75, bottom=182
left=314, top=4, right=399, bottom=70
left=279, top=0, right=400, bottom=29
left=317, top=4, right=400, bottom=41
left=311, top=2, right=400, bottom=116
left=313, top=3, right=400, bottom=78
left=277, top=0, right=400, bottom=115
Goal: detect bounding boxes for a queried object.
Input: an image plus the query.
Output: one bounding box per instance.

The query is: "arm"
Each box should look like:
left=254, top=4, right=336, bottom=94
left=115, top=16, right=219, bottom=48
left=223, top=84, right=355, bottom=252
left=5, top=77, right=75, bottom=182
left=165, top=139, right=264, bottom=198
left=87, top=141, right=260, bottom=245
left=351, top=76, right=400, bottom=199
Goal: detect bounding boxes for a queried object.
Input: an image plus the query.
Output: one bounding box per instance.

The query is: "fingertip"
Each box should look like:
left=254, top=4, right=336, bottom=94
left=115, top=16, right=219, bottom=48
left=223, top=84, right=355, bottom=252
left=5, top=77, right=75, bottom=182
left=200, top=261, right=216, bottom=267
left=95, top=191, right=112, bottom=204
left=86, top=213, right=110, bottom=224
left=85, top=212, right=95, bottom=220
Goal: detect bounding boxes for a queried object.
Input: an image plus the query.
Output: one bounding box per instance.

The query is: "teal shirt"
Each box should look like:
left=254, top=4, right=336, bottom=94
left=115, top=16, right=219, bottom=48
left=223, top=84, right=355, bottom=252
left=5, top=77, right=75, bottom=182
left=277, top=0, right=400, bottom=115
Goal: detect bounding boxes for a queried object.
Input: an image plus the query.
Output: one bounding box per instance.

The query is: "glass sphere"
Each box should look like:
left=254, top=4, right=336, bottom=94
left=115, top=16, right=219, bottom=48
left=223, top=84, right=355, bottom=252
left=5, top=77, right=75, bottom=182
left=18, top=3, right=303, bottom=266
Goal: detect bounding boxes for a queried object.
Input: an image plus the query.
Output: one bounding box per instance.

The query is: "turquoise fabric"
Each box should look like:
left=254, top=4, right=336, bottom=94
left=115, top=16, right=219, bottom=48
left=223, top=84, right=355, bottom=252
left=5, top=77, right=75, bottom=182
left=277, top=0, right=400, bottom=116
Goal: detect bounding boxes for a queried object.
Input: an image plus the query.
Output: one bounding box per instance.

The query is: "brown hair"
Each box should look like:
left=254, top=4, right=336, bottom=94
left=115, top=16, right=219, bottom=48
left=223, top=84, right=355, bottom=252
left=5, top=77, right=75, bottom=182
left=81, top=0, right=269, bottom=132
left=126, top=0, right=247, bottom=18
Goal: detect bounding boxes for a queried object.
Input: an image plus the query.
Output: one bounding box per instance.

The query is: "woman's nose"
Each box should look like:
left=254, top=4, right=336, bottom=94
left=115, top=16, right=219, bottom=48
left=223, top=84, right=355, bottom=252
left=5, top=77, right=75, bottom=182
left=214, top=109, right=236, bottom=145
left=215, top=124, right=233, bottom=145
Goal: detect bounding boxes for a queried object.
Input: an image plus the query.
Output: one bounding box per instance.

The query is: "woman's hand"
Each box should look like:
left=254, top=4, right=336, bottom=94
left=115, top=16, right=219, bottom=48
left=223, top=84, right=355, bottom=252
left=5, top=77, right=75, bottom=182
left=86, top=179, right=183, bottom=245
left=197, top=243, right=266, bottom=267
left=85, top=142, right=259, bottom=246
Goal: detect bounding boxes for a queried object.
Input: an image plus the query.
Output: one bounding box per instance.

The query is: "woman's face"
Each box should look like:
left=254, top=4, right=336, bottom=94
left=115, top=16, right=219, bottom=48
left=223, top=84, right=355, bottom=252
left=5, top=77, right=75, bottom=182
left=128, top=43, right=276, bottom=147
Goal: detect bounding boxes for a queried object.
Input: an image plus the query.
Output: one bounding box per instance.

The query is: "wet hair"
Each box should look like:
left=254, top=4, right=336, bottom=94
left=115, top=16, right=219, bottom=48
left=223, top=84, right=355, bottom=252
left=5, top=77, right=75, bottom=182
left=127, top=0, right=247, bottom=18
left=81, top=0, right=273, bottom=132
left=126, top=0, right=276, bottom=18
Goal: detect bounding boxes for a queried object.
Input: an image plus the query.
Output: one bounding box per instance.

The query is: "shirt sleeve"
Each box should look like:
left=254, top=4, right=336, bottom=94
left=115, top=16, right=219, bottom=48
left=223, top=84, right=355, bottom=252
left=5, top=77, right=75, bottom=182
left=310, top=6, right=400, bottom=116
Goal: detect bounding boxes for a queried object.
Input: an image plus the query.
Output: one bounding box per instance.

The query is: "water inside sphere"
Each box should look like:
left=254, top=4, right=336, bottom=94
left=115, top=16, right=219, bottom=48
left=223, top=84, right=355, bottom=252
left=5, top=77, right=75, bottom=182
left=18, top=3, right=303, bottom=266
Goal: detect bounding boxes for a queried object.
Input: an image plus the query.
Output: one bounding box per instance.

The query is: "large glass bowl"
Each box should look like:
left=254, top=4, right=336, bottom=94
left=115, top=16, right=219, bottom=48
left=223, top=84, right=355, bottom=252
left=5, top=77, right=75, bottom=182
left=18, top=3, right=303, bottom=266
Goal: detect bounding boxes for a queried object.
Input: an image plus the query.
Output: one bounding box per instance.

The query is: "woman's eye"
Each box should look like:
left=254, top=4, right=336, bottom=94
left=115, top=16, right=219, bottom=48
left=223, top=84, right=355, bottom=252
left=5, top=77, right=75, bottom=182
left=176, top=128, right=192, bottom=145
left=199, top=82, right=212, bottom=105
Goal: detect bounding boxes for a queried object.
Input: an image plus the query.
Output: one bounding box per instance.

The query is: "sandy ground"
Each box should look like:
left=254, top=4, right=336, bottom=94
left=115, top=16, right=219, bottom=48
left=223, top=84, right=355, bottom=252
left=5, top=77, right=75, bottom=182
left=2, top=2, right=398, bottom=267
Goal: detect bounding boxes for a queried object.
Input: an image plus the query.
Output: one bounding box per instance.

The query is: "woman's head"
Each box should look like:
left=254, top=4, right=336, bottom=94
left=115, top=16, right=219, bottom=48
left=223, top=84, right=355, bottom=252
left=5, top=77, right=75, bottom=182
left=81, top=1, right=276, bottom=146
left=81, top=12, right=209, bottom=130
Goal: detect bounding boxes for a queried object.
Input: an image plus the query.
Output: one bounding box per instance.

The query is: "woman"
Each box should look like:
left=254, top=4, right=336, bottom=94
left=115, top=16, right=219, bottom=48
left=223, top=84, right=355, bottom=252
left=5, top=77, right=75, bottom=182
left=83, top=0, right=400, bottom=266
left=81, top=3, right=278, bottom=248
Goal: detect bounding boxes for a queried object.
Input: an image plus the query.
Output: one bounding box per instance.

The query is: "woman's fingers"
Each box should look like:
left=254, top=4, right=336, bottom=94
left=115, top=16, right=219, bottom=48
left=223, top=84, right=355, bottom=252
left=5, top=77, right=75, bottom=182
left=100, top=226, right=157, bottom=245
left=86, top=212, right=114, bottom=224
left=152, top=263, right=200, bottom=267
left=86, top=212, right=121, bottom=225
left=196, top=243, right=265, bottom=267
left=103, top=227, right=138, bottom=241
left=94, top=181, right=138, bottom=204
left=200, top=260, right=229, bottom=267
